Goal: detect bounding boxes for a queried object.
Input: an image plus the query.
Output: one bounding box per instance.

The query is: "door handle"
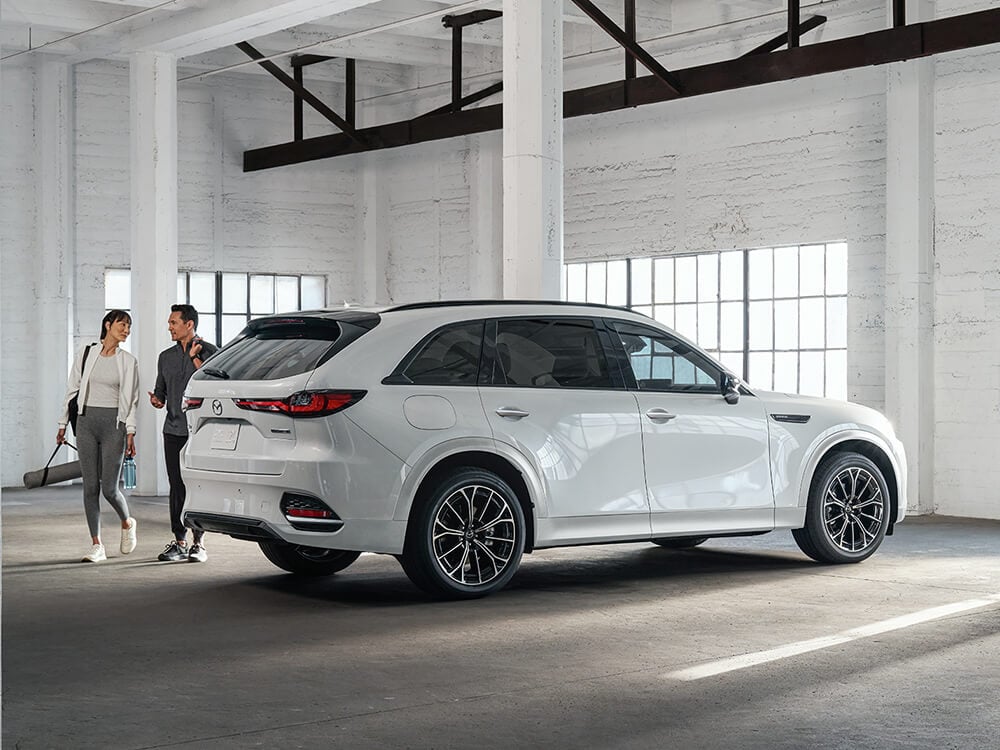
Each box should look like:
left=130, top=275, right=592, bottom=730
left=495, top=407, right=530, bottom=419
left=645, top=408, right=677, bottom=422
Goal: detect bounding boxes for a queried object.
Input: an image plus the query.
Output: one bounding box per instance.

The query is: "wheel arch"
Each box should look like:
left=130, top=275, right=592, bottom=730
left=405, top=450, right=537, bottom=553
left=804, top=436, right=901, bottom=533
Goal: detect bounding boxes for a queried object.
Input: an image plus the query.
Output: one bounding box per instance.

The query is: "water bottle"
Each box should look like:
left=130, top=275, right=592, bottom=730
left=122, top=457, right=137, bottom=490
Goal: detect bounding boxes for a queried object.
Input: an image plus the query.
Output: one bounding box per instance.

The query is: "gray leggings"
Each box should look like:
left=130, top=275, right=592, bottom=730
left=77, top=407, right=130, bottom=539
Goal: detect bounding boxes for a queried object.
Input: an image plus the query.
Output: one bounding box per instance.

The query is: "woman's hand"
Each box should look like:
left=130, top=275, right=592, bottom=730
left=56, top=427, right=67, bottom=445
left=125, top=434, right=136, bottom=458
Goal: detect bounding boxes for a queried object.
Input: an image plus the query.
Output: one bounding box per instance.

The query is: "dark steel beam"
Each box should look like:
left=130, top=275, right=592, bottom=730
left=742, top=15, right=826, bottom=57
left=568, top=0, right=682, bottom=95
left=290, top=53, right=336, bottom=68
left=442, top=10, right=502, bottom=29
left=625, top=0, right=636, bottom=80
left=245, top=8, right=1000, bottom=171
left=293, top=65, right=303, bottom=141
left=346, top=58, right=356, bottom=126
left=452, top=23, right=462, bottom=111
left=236, top=42, right=364, bottom=144
left=788, top=0, right=801, bottom=49
left=893, top=0, right=906, bottom=28
left=417, top=81, right=504, bottom=119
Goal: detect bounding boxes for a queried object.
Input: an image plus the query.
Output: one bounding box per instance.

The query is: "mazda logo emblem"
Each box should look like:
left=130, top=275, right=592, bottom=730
left=212, top=399, right=223, bottom=416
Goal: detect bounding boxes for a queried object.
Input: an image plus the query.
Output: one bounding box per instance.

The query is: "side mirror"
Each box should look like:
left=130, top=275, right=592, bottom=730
left=721, top=373, right=740, bottom=405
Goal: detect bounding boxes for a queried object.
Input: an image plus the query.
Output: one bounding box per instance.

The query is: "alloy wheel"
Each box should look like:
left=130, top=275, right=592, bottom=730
left=431, top=483, right=518, bottom=587
left=823, top=466, right=885, bottom=553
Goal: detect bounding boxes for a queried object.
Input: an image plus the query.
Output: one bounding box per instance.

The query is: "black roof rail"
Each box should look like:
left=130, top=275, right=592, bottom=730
left=384, top=299, right=634, bottom=314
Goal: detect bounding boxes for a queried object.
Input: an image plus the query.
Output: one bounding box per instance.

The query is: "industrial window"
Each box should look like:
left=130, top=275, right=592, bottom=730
left=564, top=243, right=847, bottom=400
left=104, top=270, right=327, bottom=348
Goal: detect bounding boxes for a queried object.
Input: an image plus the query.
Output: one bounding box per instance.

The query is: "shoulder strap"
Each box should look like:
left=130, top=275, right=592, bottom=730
left=81, top=343, right=94, bottom=374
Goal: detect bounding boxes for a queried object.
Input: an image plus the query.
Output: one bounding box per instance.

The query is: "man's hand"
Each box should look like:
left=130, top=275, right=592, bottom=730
left=56, top=427, right=67, bottom=445
left=125, top=434, right=136, bottom=458
left=190, top=338, right=203, bottom=361
left=148, top=391, right=164, bottom=409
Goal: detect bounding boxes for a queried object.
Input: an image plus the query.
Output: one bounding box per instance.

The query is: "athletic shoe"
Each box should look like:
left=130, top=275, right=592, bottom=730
left=120, top=517, right=138, bottom=555
left=82, top=544, right=106, bottom=563
left=157, top=540, right=188, bottom=562
left=188, top=543, right=208, bottom=563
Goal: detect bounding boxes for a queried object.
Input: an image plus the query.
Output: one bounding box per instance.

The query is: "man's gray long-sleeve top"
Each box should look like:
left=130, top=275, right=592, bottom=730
left=154, top=339, right=218, bottom=436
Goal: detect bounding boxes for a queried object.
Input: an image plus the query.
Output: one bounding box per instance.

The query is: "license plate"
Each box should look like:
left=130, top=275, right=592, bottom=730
left=209, top=424, right=240, bottom=451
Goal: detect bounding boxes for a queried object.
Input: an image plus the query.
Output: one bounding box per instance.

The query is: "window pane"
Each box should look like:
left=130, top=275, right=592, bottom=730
left=719, top=351, right=743, bottom=378
left=222, top=314, right=247, bottom=346
left=652, top=304, right=674, bottom=329
left=799, top=245, right=825, bottom=296
left=826, top=350, right=847, bottom=400
left=800, top=298, right=825, bottom=348
left=774, top=299, right=798, bottom=350
left=826, top=242, right=847, bottom=295
left=495, top=318, right=613, bottom=389
left=675, top=256, right=697, bottom=303
left=607, top=260, right=628, bottom=307
left=697, top=302, right=717, bottom=350
left=720, top=251, right=743, bottom=300
left=222, top=273, right=247, bottom=314
left=276, top=276, right=298, bottom=312
left=674, top=303, right=697, bottom=341
left=749, top=352, right=773, bottom=390
left=654, top=258, right=674, bottom=303
left=631, top=257, right=652, bottom=306
left=403, top=321, right=484, bottom=386
left=826, top=297, right=847, bottom=349
left=748, top=248, right=772, bottom=299
left=632, top=305, right=653, bottom=319
left=199, top=314, right=217, bottom=345
left=773, top=246, right=798, bottom=297
left=748, top=301, right=773, bottom=350
left=105, top=269, right=130, bottom=311
left=800, top=351, right=825, bottom=397
left=586, top=262, right=606, bottom=304
left=567, top=264, right=586, bottom=302
left=301, top=276, right=325, bottom=309
left=176, top=273, right=187, bottom=304
left=250, top=276, right=274, bottom=315
left=189, top=272, right=215, bottom=313
left=774, top=351, right=798, bottom=393
left=720, top=301, right=744, bottom=351
left=697, top=254, right=719, bottom=302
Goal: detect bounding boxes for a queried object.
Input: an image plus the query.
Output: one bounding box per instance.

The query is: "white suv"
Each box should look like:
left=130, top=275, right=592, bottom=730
left=181, top=301, right=906, bottom=598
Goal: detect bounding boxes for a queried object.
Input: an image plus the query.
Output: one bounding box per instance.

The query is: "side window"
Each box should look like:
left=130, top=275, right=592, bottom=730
left=393, top=321, right=484, bottom=386
left=493, top=318, right=614, bottom=389
left=613, top=321, right=721, bottom=393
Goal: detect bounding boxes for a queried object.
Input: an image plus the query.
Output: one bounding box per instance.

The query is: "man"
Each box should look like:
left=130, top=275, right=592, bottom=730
left=149, top=304, right=218, bottom=563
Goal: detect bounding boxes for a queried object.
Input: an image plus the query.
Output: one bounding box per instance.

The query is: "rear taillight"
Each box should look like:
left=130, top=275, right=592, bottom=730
left=233, top=390, right=365, bottom=418
left=183, top=397, right=204, bottom=411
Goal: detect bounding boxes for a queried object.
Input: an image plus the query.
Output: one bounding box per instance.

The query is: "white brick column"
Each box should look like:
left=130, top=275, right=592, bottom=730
left=356, top=152, right=390, bottom=305
left=470, top=132, right=503, bottom=298
left=130, top=51, right=178, bottom=496
left=502, top=0, right=563, bottom=299
left=884, top=0, right=934, bottom=514
left=37, top=59, right=75, bottom=469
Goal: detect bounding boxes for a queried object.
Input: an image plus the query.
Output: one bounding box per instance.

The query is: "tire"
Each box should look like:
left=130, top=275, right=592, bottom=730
left=400, top=468, right=525, bottom=599
left=651, top=537, right=709, bottom=549
left=792, top=451, right=890, bottom=564
left=258, top=541, right=361, bottom=576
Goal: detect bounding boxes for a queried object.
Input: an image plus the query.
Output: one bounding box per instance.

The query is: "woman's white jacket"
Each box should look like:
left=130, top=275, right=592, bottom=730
left=59, top=343, right=140, bottom=435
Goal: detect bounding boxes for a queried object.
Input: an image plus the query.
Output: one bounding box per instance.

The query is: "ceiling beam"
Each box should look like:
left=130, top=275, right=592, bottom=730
left=243, top=7, right=1000, bottom=171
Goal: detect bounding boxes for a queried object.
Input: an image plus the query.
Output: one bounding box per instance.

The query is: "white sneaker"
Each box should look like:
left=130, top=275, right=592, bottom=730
left=121, top=517, right=137, bottom=554
left=82, top=544, right=106, bottom=563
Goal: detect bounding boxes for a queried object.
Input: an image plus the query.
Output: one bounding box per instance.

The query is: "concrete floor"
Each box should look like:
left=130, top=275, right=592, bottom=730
left=3, top=486, right=1000, bottom=750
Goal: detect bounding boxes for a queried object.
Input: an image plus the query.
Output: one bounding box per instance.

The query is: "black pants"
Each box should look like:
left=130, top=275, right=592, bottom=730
left=164, top=433, right=202, bottom=543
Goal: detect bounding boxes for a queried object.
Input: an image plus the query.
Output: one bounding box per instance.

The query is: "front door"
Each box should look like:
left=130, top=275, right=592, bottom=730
left=610, top=320, right=774, bottom=536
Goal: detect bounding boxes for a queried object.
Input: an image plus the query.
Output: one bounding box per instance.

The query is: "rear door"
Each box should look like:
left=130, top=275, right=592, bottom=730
left=477, top=316, right=649, bottom=545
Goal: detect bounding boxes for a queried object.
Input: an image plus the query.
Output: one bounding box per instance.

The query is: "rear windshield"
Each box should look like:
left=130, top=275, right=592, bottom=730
left=193, top=315, right=378, bottom=381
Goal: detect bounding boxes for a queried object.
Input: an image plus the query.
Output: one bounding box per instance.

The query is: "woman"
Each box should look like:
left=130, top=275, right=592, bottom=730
left=57, top=310, right=140, bottom=562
